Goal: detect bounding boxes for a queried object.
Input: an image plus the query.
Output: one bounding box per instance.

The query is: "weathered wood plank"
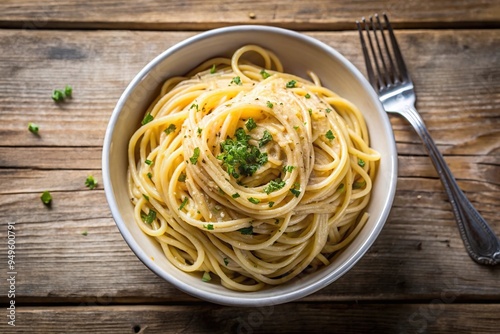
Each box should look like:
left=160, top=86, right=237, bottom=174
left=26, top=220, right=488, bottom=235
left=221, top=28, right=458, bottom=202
left=2, top=304, right=500, bottom=333
left=1, top=29, right=499, bottom=156
left=0, top=183, right=498, bottom=303
left=0, top=0, right=499, bottom=30
left=0, top=2, right=498, bottom=331
left=1, top=172, right=497, bottom=223
left=0, top=169, right=102, bottom=194
left=0, top=30, right=194, bottom=147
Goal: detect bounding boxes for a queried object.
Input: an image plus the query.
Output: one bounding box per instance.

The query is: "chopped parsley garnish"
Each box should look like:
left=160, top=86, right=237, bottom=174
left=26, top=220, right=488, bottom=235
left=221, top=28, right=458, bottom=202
left=85, top=175, right=98, bottom=190
left=210, top=64, right=216, bottom=74
left=28, top=122, right=39, bottom=134
left=64, top=85, right=73, bottom=98
left=353, top=180, right=367, bottom=189
left=325, top=108, right=332, bottom=113
left=164, top=124, right=176, bottom=135
left=40, top=191, right=52, bottom=205
left=141, top=113, right=154, bottom=125
left=266, top=101, right=273, bottom=109
left=178, top=173, right=187, bottom=182
left=202, top=271, right=212, bottom=282
left=232, top=193, right=240, bottom=199
left=338, top=183, right=345, bottom=192
left=231, top=76, right=242, bottom=85
left=238, top=226, right=254, bottom=235
left=204, top=223, right=214, bottom=230
left=190, top=147, right=200, bottom=165
left=147, top=172, right=153, bottom=179
left=141, top=210, right=156, bottom=224
left=308, top=108, right=313, bottom=115
left=197, top=127, right=203, bottom=136
left=325, top=130, right=335, bottom=141
left=286, top=80, right=297, bottom=88
left=223, top=257, right=229, bottom=266
left=245, top=118, right=257, bottom=131
left=305, top=93, right=311, bottom=99
left=358, top=159, right=366, bottom=167
left=268, top=201, right=275, bottom=208
left=283, top=165, right=296, bottom=173
left=81, top=230, right=88, bottom=236
left=143, top=194, right=149, bottom=201
left=258, top=130, right=273, bottom=148
left=145, top=159, right=153, bottom=165
left=179, top=197, right=188, bottom=210
left=217, top=127, right=268, bottom=178
left=248, top=197, right=260, bottom=204
left=263, top=178, right=286, bottom=194
left=260, top=69, right=271, bottom=79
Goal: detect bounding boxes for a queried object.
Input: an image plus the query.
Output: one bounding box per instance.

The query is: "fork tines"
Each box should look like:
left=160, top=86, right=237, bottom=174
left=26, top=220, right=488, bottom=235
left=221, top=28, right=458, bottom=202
left=356, top=14, right=409, bottom=92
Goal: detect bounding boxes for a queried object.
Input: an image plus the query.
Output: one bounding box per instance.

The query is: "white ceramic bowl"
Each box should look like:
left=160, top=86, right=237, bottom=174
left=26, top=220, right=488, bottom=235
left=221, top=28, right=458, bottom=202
left=102, top=25, right=397, bottom=306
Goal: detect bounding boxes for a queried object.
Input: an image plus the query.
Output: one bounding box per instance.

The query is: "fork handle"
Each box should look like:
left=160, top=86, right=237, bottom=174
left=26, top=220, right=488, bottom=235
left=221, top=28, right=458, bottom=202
left=399, top=106, right=500, bottom=265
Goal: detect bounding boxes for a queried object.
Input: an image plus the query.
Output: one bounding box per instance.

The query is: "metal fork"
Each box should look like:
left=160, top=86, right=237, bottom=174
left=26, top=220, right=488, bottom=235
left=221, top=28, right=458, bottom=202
left=357, top=13, right=500, bottom=265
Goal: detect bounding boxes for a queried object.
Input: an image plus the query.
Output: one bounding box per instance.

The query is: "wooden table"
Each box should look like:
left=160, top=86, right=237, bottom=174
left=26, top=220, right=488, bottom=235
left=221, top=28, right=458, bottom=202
left=1, top=1, right=499, bottom=333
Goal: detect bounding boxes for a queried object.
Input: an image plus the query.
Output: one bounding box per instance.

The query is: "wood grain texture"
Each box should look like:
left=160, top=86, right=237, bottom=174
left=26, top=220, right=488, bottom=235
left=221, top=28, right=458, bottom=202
left=0, top=0, right=499, bottom=30
left=1, top=304, right=500, bottom=333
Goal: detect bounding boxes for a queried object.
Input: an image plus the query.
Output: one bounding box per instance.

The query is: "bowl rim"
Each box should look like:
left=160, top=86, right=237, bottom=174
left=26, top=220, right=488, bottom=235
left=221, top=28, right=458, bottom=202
left=102, top=24, right=398, bottom=306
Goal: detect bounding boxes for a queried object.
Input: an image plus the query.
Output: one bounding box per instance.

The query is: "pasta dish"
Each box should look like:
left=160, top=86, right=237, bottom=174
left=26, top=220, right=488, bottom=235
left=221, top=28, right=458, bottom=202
left=128, top=45, right=380, bottom=291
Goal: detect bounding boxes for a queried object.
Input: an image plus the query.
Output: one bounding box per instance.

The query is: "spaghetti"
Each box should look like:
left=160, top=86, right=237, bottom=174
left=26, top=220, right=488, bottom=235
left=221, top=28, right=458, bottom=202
left=128, top=45, right=380, bottom=291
